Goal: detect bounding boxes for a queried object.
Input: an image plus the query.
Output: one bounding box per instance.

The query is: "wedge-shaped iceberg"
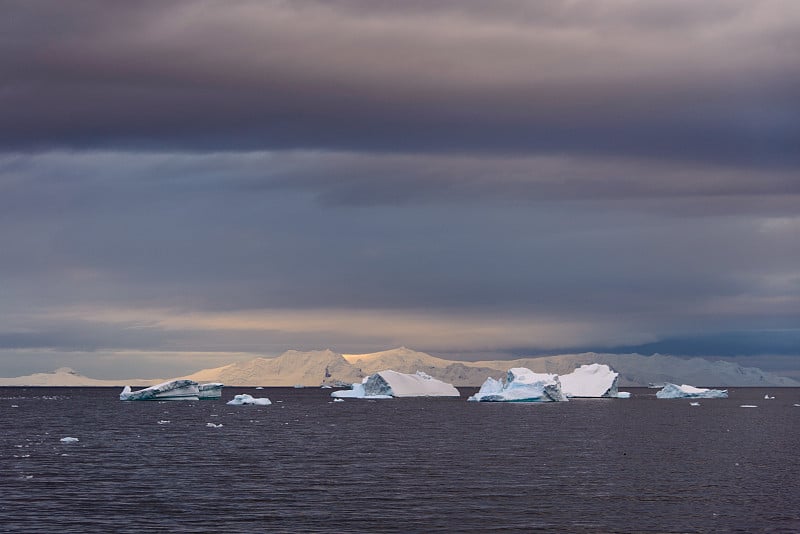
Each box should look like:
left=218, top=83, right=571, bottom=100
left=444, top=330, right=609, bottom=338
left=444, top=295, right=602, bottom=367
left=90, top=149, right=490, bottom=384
left=331, top=370, right=459, bottom=398
left=226, top=394, right=272, bottom=406
left=198, top=383, right=224, bottom=400
left=559, top=363, right=619, bottom=398
left=468, top=368, right=568, bottom=402
left=119, top=379, right=200, bottom=401
left=656, top=383, right=728, bottom=399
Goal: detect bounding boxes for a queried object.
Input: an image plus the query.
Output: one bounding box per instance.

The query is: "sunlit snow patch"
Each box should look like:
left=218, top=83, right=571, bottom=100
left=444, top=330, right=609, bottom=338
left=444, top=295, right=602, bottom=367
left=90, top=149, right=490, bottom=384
left=559, top=364, right=619, bottom=398
left=468, top=368, right=568, bottom=402
left=119, top=380, right=200, bottom=401
left=331, top=370, right=458, bottom=399
left=226, top=394, right=272, bottom=406
left=656, top=383, right=728, bottom=399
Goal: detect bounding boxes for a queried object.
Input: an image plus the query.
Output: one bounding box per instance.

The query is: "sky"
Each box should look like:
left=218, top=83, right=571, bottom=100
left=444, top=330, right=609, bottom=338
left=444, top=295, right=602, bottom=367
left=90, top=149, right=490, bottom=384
left=1, top=0, right=798, bottom=379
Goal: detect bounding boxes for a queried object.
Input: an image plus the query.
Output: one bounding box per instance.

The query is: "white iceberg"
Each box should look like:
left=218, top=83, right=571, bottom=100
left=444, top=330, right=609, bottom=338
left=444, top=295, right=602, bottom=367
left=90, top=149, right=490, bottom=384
left=468, top=368, right=568, bottom=402
left=119, top=379, right=200, bottom=401
left=331, top=370, right=459, bottom=399
left=559, top=363, right=619, bottom=398
left=226, top=394, right=272, bottom=406
left=615, top=391, right=631, bottom=399
left=198, top=383, right=224, bottom=400
left=655, top=383, right=728, bottom=399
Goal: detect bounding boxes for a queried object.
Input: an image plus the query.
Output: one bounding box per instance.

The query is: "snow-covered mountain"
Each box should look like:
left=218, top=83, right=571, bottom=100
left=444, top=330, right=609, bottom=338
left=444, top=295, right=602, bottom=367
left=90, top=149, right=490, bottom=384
left=0, top=348, right=797, bottom=387
left=182, top=349, right=363, bottom=387
left=0, top=367, right=158, bottom=387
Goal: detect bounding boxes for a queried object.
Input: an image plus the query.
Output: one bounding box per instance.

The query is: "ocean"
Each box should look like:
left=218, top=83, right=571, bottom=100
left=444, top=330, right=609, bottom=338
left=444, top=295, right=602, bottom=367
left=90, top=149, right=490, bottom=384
left=2, top=387, right=799, bottom=533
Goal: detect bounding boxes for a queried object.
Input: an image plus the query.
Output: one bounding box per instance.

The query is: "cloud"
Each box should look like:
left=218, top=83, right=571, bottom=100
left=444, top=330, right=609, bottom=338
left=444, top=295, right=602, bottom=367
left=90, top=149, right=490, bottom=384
left=2, top=1, right=798, bottom=165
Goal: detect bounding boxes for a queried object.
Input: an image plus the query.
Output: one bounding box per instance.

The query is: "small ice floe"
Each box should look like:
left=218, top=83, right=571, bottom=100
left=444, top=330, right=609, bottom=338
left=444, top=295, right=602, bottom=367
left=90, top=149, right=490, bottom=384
left=60, top=437, right=79, bottom=443
left=793, top=404, right=800, bottom=407
left=739, top=405, right=758, bottom=408
left=689, top=402, right=700, bottom=406
left=206, top=423, right=223, bottom=428
left=333, top=398, right=344, bottom=403
left=157, top=420, right=170, bottom=425
left=11, top=404, right=18, bottom=408
left=764, top=394, right=775, bottom=400
left=255, top=386, right=264, bottom=390
left=616, top=392, right=631, bottom=399
left=226, top=394, right=272, bottom=406
left=22, top=475, right=33, bottom=480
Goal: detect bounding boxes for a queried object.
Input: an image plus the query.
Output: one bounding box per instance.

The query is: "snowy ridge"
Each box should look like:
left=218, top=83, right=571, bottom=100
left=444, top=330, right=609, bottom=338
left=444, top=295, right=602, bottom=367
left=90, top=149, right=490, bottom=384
left=0, top=348, right=797, bottom=387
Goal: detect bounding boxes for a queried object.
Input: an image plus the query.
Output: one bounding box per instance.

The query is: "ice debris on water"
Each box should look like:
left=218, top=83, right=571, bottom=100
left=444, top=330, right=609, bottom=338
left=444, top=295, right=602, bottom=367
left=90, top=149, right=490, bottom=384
left=206, top=423, right=223, bottom=428
left=764, top=394, right=775, bottom=400
left=740, top=405, right=758, bottom=408
left=157, top=420, right=170, bottom=425
left=690, top=402, right=700, bottom=406
left=656, top=383, right=728, bottom=399
left=227, top=394, right=272, bottom=406
left=60, top=437, right=79, bottom=443
left=120, top=380, right=199, bottom=401
left=333, top=398, right=345, bottom=402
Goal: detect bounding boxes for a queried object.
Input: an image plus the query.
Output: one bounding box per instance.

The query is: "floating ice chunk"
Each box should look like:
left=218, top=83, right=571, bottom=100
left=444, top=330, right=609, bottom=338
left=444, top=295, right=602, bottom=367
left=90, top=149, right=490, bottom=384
left=119, top=380, right=200, bottom=401
left=740, top=405, right=758, bottom=408
left=331, top=370, right=458, bottom=398
left=615, top=392, right=631, bottom=399
left=689, top=402, right=700, bottom=406
left=11, top=404, right=18, bottom=408
left=60, top=437, right=79, bottom=443
left=468, top=368, right=568, bottom=402
left=559, top=364, right=619, bottom=398
left=763, top=394, right=775, bottom=400
left=333, top=398, right=344, bottom=402
left=226, top=394, right=272, bottom=406
left=656, top=383, right=728, bottom=399
left=793, top=404, right=800, bottom=407
left=198, top=383, right=224, bottom=400
left=157, top=420, right=170, bottom=425
left=206, top=423, right=223, bottom=428
left=255, top=386, right=264, bottom=390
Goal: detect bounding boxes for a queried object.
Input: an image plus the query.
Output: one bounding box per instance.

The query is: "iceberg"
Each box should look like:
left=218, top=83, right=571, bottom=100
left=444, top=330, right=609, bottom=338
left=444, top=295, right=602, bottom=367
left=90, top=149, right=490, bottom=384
left=615, top=391, right=631, bottom=399
left=119, top=379, right=200, bottom=401
left=226, top=394, right=272, bottom=406
left=331, top=370, right=459, bottom=399
left=198, top=383, right=224, bottom=400
left=468, top=368, right=568, bottom=402
left=655, top=383, right=728, bottom=399
left=60, top=437, right=79, bottom=443
left=559, top=363, right=619, bottom=398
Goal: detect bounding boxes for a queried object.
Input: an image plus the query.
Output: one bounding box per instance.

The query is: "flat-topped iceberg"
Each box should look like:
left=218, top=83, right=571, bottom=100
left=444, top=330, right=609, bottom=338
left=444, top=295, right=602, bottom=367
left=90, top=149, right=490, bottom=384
left=468, top=368, right=568, bottom=402
left=119, top=379, right=200, bottom=401
left=656, top=383, right=728, bottom=399
left=198, top=383, right=224, bottom=400
left=226, top=394, right=272, bottom=406
left=331, top=370, right=459, bottom=399
left=559, top=363, right=619, bottom=398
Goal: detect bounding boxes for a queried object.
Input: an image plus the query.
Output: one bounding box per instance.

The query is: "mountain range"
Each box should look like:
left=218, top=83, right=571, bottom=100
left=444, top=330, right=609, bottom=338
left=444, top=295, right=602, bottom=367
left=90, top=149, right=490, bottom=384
left=0, top=347, right=797, bottom=387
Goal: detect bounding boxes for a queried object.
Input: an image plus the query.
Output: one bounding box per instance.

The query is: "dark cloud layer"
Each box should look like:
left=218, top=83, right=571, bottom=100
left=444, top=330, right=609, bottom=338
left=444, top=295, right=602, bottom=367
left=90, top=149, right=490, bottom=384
left=1, top=2, right=798, bottom=377
left=2, top=1, right=799, bottom=166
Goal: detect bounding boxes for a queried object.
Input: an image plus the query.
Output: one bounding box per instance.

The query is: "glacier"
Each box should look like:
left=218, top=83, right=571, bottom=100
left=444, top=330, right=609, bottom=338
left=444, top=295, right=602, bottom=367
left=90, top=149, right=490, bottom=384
left=331, top=370, right=459, bottom=399
left=226, top=394, right=272, bottom=406
left=559, top=363, right=619, bottom=398
left=198, top=383, right=224, bottom=400
left=655, top=383, right=728, bottom=399
left=468, top=368, right=568, bottom=402
left=119, top=379, right=200, bottom=401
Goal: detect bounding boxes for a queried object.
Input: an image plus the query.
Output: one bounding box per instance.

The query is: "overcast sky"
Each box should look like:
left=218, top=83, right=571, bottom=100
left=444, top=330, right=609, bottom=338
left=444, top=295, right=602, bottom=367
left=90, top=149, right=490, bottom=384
left=1, top=1, right=798, bottom=378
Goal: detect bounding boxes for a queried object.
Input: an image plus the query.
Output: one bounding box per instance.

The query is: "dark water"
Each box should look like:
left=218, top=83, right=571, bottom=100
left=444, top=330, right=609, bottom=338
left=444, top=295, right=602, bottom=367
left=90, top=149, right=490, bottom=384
left=2, top=387, right=799, bottom=533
